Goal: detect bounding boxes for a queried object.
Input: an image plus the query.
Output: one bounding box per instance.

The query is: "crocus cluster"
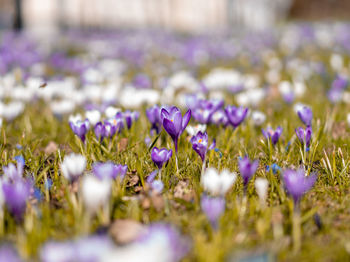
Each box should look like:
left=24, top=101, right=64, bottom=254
left=295, top=126, right=312, bottom=148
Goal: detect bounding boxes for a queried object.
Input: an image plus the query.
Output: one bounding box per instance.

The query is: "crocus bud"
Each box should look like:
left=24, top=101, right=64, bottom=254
left=81, top=175, right=111, bottom=213
left=255, top=178, right=268, bottom=203
left=251, top=111, right=266, bottom=126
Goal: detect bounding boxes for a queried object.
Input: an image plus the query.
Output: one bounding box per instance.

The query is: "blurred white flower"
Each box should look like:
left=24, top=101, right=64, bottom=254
left=82, top=175, right=111, bottom=213
left=85, top=110, right=101, bottom=126
left=120, top=87, right=160, bottom=108
left=330, top=53, right=343, bottom=72
left=51, top=100, right=75, bottom=116
left=255, top=178, right=268, bottom=203
left=105, top=106, right=122, bottom=118
left=0, top=101, right=25, bottom=121
left=69, top=113, right=83, bottom=124
left=186, top=124, right=207, bottom=137
left=61, top=153, right=86, bottom=181
left=347, top=113, right=350, bottom=127
left=251, top=111, right=266, bottom=126
left=201, top=168, right=237, bottom=196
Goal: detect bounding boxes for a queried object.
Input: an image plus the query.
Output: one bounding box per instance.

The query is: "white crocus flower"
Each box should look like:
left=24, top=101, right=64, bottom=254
left=61, top=153, right=86, bottom=181
left=255, top=178, right=269, bottom=204
left=69, top=113, right=83, bottom=124
left=82, top=175, right=111, bottom=213
left=251, top=111, right=266, bottom=126
left=186, top=124, right=207, bottom=137
left=85, top=110, right=101, bottom=126
left=201, top=168, right=237, bottom=196
left=105, top=106, right=121, bottom=119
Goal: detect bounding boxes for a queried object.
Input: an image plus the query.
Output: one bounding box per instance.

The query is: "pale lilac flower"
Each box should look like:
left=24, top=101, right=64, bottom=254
left=69, top=119, right=89, bottom=142
left=283, top=169, right=317, bottom=203
left=297, top=106, right=312, bottom=126
left=93, top=162, right=127, bottom=181
left=200, top=194, right=225, bottom=228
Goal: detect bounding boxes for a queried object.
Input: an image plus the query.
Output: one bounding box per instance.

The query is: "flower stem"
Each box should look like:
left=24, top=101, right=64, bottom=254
left=292, top=204, right=301, bottom=253
left=201, top=155, right=207, bottom=176
left=158, top=168, right=162, bottom=181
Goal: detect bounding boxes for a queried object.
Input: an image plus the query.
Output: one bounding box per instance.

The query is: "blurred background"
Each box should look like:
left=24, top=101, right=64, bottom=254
left=0, top=0, right=349, bottom=34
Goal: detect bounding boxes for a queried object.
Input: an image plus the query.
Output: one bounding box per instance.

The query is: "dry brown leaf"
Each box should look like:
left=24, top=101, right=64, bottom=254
left=109, top=219, right=145, bottom=245
left=118, top=138, right=128, bottom=151
left=45, top=141, right=58, bottom=155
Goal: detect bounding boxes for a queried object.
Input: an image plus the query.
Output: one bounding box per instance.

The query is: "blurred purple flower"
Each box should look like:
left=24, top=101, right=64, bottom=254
left=224, top=106, right=248, bottom=128
left=262, top=126, right=283, bottom=145
left=283, top=169, right=317, bottom=203
left=0, top=245, right=22, bottom=262
left=146, top=105, right=162, bottom=134
left=93, top=162, right=127, bottom=181
left=238, top=157, right=259, bottom=188
left=200, top=194, right=225, bottom=228
left=191, top=99, right=224, bottom=124
left=161, top=106, right=191, bottom=152
left=297, top=106, right=312, bottom=126
left=2, top=178, right=32, bottom=220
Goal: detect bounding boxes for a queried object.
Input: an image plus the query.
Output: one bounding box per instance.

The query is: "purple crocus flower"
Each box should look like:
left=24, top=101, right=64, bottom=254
left=295, top=126, right=312, bottom=147
left=190, top=131, right=215, bottom=162
left=262, top=126, right=283, bottom=145
left=94, top=122, right=106, bottom=141
left=161, top=106, right=191, bottom=152
left=238, top=157, right=259, bottom=188
left=297, top=106, right=312, bottom=126
left=2, top=178, right=32, bottom=220
left=105, top=117, right=123, bottom=137
left=224, top=106, right=248, bottom=128
left=200, top=194, right=225, bottom=228
left=151, top=147, right=172, bottom=169
left=69, top=119, right=89, bottom=142
left=124, top=110, right=140, bottom=130
left=283, top=169, right=317, bottom=203
left=146, top=105, right=162, bottom=134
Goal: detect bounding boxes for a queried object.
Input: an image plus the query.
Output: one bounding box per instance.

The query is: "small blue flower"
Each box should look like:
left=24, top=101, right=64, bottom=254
left=45, top=178, right=53, bottom=190
left=14, top=155, right=25, bottom=166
